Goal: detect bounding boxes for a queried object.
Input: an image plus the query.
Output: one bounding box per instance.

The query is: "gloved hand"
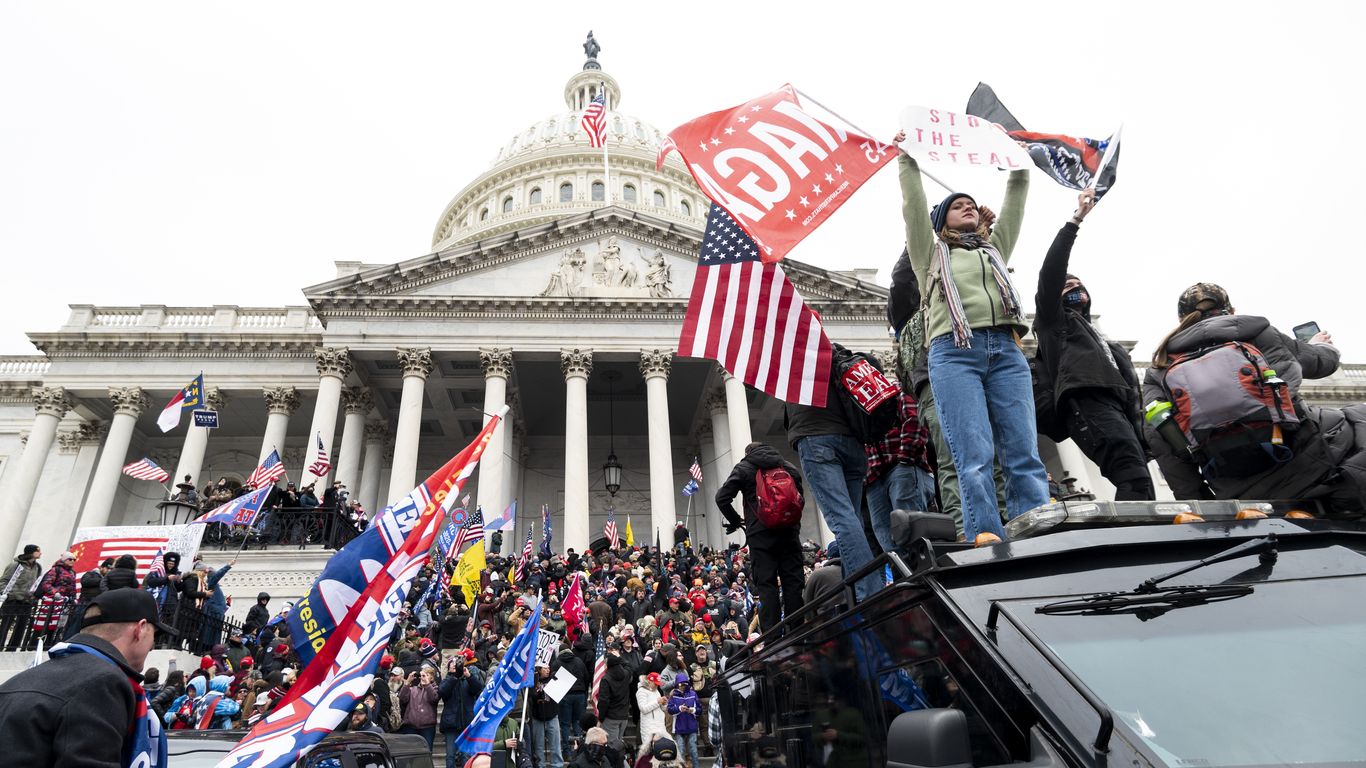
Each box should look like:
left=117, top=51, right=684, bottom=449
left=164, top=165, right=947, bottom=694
left=724, top=520, right=741, bottom=535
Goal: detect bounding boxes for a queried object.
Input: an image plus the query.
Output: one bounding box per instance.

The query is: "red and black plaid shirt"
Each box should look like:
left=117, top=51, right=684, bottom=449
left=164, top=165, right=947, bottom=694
left=865, top=390, right=933, bottom=484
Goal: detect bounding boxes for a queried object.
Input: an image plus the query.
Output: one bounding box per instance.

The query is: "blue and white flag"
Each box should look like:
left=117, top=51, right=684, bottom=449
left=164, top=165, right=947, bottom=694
left=455, top=601, right=542, bottom=754
left=437, top=519, right=461, bottom=559
left=192, top=485, right=272, bottom=527
left=539, top=504, right=553, bottom=559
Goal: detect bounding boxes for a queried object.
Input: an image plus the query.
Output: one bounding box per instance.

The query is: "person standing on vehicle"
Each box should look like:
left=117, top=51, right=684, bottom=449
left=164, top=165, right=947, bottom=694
left=0, top=544, right=42, bottom=650
left=1033, top=190, right=1154, bottom=499
left=895, top=130, right=1050, bottom=543
left=440, top=652, right=487, bottom=768
left=716, top=442, right=807, bottom=633
left=0, top=587, right=174, bottom=768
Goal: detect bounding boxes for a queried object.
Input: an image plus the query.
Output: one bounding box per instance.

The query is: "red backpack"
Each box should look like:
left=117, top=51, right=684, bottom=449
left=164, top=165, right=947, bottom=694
left=754, top=466, right=803, bottom=528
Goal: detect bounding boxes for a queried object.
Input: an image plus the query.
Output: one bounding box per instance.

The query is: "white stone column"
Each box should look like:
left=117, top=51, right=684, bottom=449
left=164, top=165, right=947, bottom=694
left=80, top=387, right=149, bottom=529
left=641, top=349, right=676, bottom=548
left=698, top=425, right=725, bottom=549
left=259, top=386, right=300, bottom=465
left=387, top=347, right=432, bottom=504
left=304, top=347, right=351, bottom=488
left=477, top=348, right=512, bottom=531
left=173, top=388, right=227, bottom=491
left=335, top=388, right=372, bottom=494
left=359, top=421, right=387, bottom=515
left=23, top=422, right=105, bottom=557
left=707, top=394, right=743, bottom=546
left=1052, top=438, right=1098, bottom=497
left=0, top=387, right=71, bottom=559
left=721, top=369, right=753, bottom=457
left=817, top=510, right=837, bottom=547
left=561, top=348, right=592, bottom=554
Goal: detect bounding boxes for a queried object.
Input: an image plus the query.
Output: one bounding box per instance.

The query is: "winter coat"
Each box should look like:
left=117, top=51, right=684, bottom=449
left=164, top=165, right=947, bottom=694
left=0, top=633, right=143, bottom=766
left=143, top=563, right=182, bottom=616
left=715, top=443, right=805, bottom=535
left=1032, top=223, right=1143, bottom=409
left=667, top=688, right=700, bottom=734
left=1143, top=314, right=1364, bottom=504
left=689, top=659, right=718, bottom=698
left=899, top=153, right=1031, bottom=342
left=0, top=557, right=41, bottom=602
left=36, top=562, right=78, bottom=602
left=783, top=377, right=852, bottom=448
left=532, top=681, right=559, bottom=721
left=78, top=569, right=105, bottom=605
left=102, top=563, right=140, bottom=592
left=597, top=654, right=633, bottom=720
left=438, top=666, right=486, bottom=733
left=437, top=610, right=468, bottom=650
left=636, top=683, right=667, bottom=739
left=244, top=602, right=271, bottom=635
left=399, top=682, right=440, bottom=729
left=203, top=565, right=232, bottom=616
left=200, top=675, right=241, bottom=729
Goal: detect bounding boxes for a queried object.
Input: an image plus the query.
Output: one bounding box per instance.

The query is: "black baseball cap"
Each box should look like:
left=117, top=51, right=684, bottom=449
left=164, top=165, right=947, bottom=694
left=83, top=588, right=177, bottom=634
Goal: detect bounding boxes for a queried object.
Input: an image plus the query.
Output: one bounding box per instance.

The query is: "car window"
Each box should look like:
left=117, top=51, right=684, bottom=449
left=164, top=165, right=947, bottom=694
left=303, top=753, right=345, bottom=768
left=900, top=658, right=1011, bottom=767
left=350, top=750, right=391, bottom=768
left=393, top=753, right=434, bottom=768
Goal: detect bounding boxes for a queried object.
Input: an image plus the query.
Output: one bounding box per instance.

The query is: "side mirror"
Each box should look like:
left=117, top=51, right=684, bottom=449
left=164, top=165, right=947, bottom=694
left=887, top=709, right=972, bottom=768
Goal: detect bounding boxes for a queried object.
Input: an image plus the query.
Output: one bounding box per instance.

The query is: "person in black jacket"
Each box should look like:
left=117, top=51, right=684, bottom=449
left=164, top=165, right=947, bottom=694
left=243, top=592, right=271, bottom=637
left=102, top=554, right=141, bottom=592
left=596, top=647, right=634, bottom=753
left=438, top=655, right=486, bottom=768
left=66, top=558, right=113, bottom=641
left=556, top=645, right=590, bottom=755
left=0, top=588, right=173, bottom=767
left=716, top=442, right=807, bottom=634
left=1032, top=190, right=1153, bottom=500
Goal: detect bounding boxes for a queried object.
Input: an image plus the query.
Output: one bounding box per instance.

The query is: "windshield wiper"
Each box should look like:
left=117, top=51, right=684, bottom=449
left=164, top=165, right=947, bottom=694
left=1037, top=534, right=1278, bottom=620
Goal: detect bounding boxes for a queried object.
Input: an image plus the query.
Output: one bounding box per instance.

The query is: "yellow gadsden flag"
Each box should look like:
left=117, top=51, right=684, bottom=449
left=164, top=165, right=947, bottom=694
left=451, top=539, right=486, bottom=606
left=625, top=515, right=635, bottom=548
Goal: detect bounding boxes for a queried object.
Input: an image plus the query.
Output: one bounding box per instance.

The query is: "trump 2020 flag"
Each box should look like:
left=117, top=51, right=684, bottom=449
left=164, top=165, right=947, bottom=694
left=455, top=601, right=542, bottom=754
left=218, top=408, right=507, bottom=768
left=192, top=485, right=272, bottom=527
left=659, top=85, right=893, bottom=263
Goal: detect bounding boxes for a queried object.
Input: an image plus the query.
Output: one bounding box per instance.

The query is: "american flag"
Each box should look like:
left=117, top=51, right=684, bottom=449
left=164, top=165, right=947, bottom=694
left=451, top=508, right=485, bottom=556
left=146, top=548, right=166, bottom=579
left=515, top=528, right=535, bottom=583
left=603, top=509, right=618, bottom=550
left=246, top=449, right=287, bottom=490
left=307, top=432, right=332, bottom=477
left=678, top=204, right=833, bottom=407
left=581, top=90, right=607, bottom=148
left=121, top=457, right=169, bottom=483
left=682, top=456, right=702, bottom=496
left=590, top=632, right=608, bottom=709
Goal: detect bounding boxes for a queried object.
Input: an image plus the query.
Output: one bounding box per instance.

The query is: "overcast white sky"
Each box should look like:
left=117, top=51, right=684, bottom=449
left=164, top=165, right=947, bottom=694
left=3, top=2, right=1362, bottom=363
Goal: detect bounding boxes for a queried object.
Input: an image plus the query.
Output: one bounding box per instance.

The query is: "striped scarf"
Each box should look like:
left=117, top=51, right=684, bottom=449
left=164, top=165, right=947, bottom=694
left=932, top=238, right=1023, bottom=348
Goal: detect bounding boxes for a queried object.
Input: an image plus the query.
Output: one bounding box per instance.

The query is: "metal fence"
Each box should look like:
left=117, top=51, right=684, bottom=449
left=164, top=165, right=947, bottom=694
left=202, top=506, right=363, bottom=551
left=0, top=593, right=245, bottom=655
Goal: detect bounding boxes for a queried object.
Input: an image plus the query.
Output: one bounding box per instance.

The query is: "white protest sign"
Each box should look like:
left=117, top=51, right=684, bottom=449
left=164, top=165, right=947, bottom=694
left=535, top=629, right=561, bottom=669
left=544, top=666, right=577, bottom=703
left=898, top=106, right=1030, bottom=171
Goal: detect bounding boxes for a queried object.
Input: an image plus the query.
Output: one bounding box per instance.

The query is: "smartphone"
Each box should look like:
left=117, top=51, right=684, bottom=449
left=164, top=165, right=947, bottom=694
left=1293, top=321, right=1321, bottom=342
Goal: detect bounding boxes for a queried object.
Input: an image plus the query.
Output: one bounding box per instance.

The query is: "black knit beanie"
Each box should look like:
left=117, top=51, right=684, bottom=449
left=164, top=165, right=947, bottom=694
left=929, top=192, right=976, bottom=234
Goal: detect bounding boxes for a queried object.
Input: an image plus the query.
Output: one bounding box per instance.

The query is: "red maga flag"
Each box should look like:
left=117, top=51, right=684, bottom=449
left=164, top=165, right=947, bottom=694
left=659, top=84, right=894, bottom=263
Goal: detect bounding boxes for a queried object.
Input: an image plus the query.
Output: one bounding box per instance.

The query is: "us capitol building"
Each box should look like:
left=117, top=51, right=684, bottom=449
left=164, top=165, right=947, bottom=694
left=1, top=38, right=1363, bottom=601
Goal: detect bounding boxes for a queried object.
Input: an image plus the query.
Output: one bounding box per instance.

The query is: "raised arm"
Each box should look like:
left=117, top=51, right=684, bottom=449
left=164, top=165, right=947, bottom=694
left=1034, top=190, right=1096, bottom=330
left=895, top=133, right=934, bottom=295
left=990, top=168, right=1031, bottom=260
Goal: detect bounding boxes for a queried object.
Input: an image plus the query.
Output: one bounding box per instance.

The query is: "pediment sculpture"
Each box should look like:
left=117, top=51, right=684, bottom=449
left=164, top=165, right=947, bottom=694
left=540, top=239, right=674, bottom=298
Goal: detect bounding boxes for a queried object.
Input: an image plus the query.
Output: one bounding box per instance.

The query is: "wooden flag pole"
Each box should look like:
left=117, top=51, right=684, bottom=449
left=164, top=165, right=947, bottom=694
left=794, top=87, right=954, bottom=194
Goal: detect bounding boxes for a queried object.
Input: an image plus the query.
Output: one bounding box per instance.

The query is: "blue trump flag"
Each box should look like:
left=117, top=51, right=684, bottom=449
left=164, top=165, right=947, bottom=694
left=437, top=519, right=461, bottom=558
left=455, top=601, right=542, bottom=754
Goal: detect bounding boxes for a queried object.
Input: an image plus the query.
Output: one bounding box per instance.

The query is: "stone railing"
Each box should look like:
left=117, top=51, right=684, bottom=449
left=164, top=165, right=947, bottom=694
left=65, top=305, right=321, bottom=334
left=0, top=356, right=51, bottom=377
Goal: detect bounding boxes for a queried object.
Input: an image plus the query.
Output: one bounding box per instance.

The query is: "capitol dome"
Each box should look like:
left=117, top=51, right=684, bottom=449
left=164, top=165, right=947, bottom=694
left=431, top=44, right=708, bottom=250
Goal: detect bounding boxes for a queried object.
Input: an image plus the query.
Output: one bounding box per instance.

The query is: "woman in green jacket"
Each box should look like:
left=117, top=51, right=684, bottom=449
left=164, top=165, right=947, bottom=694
left=894, top=130, right=1049, bottom=543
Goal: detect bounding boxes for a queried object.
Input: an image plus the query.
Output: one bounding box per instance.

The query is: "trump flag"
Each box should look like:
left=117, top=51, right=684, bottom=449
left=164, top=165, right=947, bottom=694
left=659, top=85, right=893, bottom=263
left=219, top=407, right=506, bottom=768
left=455, top=601, right=542, bottom=754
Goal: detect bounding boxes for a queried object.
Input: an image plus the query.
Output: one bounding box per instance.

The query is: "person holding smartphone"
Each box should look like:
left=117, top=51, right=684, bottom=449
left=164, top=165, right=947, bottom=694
left=894, top=130, right=1050, bottom=543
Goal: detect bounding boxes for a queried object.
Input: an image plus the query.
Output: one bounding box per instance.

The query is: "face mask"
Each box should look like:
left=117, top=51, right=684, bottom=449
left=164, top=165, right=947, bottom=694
left=1063, top=288, right=1087, bottom=306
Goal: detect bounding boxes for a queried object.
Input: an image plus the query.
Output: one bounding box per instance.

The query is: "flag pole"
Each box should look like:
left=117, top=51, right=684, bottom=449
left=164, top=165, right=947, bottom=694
left=794, top=87, right=953, bottom=194
left=513, top=589, right=540, bottom=764
left=601, top=82, right=610, bottom=206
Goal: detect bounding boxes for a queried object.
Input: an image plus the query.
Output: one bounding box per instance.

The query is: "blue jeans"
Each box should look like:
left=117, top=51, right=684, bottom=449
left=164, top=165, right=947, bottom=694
left=442, top=730, right=467, bottom=768
left=558, top=692, right=586, bottom=752
left=399, top=724, right=435, bottom=749
left=677, top=732, right=700, bottom=767
left=796, top=434, right=880, bottom=600
left=928, top=329, right=1049, bottom=540
left=531, top=717, right=563, bottom=768
left=866, top=464, right=935, bottom=551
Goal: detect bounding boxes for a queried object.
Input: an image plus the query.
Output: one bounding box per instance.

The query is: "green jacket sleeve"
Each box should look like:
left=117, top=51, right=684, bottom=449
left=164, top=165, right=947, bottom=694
left=990, top=168, right=1030, bottom=261
left=898, top=154, right=934, bottom=298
